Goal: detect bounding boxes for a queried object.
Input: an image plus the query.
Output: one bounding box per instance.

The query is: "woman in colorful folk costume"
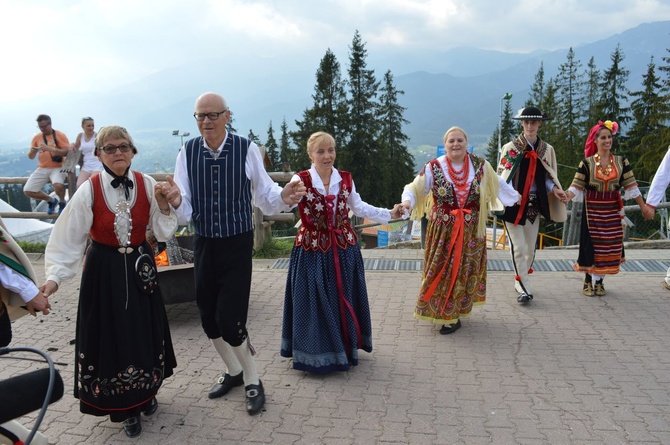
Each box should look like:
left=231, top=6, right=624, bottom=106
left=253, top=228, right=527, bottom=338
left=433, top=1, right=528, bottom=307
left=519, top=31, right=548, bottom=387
left=281, top=131, right=401, bottom=373
left=400, top=127, right=518, bottom=335
left=41, top=126, right=179, bottom=438
left=565, top=120, right=647, bottom=296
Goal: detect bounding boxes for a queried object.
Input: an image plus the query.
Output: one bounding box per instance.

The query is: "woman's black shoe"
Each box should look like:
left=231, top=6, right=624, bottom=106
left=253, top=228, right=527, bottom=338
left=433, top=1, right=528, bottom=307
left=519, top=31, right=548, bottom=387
left=439, top=319, right=461, bottom=335
left=143, top=397, right=158, bottom=416
left=123, top=416, right=142, bottom=438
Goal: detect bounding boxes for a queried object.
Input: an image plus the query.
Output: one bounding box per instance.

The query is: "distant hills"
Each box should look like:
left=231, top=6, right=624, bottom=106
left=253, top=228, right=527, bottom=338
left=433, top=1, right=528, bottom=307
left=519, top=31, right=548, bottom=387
left=0, top=20, right=668, bottom=176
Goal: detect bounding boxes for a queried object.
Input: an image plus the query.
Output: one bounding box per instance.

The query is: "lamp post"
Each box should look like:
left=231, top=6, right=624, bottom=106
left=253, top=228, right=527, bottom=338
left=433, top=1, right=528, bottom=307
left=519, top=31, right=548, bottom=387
left=172, top=130, right=190, bottom=147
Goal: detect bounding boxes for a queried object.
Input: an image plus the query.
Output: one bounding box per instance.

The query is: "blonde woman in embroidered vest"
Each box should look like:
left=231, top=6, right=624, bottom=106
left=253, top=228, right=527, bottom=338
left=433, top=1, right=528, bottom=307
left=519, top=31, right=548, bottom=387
left=281, top=131, right=402, bottom=372
left=565, top=120, right=648, bottom=297
left=400, top=127, right=519, bottom=335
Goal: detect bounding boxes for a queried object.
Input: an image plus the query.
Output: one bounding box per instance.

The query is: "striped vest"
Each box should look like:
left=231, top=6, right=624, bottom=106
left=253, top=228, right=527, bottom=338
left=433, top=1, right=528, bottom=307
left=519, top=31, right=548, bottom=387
left=184, top=135, right=253, bottom=238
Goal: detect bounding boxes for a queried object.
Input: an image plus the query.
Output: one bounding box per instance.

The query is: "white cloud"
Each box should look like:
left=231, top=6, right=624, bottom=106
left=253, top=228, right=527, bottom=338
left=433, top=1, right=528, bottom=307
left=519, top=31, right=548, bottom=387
left=0, top=0, right=669, bottom=102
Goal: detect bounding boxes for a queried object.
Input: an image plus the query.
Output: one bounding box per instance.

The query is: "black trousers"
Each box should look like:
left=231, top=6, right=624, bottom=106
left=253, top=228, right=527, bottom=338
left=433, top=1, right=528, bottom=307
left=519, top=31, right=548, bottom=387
left=0, top=301, right=11, bottom=347
left=193, top=231, right=253, bottom=346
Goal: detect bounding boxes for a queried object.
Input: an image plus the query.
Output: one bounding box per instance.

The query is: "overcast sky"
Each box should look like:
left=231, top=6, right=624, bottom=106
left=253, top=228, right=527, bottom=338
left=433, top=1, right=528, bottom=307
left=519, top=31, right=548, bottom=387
left=2, top=0, right=670, bottom=104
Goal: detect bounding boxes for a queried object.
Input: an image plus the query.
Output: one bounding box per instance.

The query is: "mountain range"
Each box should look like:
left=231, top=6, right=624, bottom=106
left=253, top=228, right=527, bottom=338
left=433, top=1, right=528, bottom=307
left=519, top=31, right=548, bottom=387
left=0, top=20, right=668, bottom=176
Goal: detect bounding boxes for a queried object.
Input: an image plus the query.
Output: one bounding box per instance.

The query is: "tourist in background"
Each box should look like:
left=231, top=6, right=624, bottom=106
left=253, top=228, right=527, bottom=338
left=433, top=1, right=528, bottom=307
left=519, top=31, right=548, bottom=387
left=565, top=120, right=650, bottom=296
left=24, top=114, right=69, bottom=215
left=400, top=126, right=519, bottom=335
left=69, top=117, right=102, bottom=189
left=41, top=125, right=179, bottom=438
left=281, top=131, right=401, bottom=372
left=497, top=107, right=567, bottom=304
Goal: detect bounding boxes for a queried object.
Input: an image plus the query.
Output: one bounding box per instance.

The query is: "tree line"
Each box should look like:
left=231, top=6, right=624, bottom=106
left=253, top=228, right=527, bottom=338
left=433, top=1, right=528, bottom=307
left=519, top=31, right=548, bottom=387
left=486, top=44, right=670, bottom=190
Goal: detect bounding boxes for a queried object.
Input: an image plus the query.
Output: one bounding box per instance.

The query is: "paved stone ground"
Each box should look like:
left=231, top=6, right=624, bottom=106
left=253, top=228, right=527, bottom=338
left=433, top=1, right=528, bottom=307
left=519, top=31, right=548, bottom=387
left=2, top=248, right=670, bottom=444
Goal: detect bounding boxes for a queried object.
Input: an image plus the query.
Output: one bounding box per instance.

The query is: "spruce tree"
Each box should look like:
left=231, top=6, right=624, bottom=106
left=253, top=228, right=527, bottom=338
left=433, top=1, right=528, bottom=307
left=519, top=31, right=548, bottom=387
left=582, top=57, right=601, bottom=133
left=343, top=30, right=382, bottom=204
left=555, top=48, right=584, bottom=167
left=265, top=121, right=279, bottom=171
left=596, top=44, right=631, bottom=152
left=377, top=70, right=414, bottom=207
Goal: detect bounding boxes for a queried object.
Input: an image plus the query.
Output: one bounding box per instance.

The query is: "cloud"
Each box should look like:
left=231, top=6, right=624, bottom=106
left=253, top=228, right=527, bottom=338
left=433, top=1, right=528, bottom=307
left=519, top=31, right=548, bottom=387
left=0, top=0, right=669, bottom=102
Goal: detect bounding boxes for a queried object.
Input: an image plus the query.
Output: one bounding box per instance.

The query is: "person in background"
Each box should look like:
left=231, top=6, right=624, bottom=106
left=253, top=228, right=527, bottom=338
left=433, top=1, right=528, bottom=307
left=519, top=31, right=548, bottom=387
left=497, top=106, right=567, bottom=304
left=565, top=120, right=650, bottom=296
left=0, top=216, right=51, bottom=347
left=70, top=117, right=103, bottom=189
left=642, top=146, right=670, bottom=288
left=41, top=126, right=179, bottom=438
left=400, top=127, right=519, bottom=335
left=24, top=114, right=69, bottom=215
left=281, top=131, right=401, bottom=372
left=171, top=92, right=306, bottom=415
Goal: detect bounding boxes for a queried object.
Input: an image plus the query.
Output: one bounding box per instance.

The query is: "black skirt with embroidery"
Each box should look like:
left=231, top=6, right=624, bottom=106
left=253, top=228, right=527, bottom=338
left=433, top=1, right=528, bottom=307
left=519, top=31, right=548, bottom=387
left=74, top=241, right=177, bottom=422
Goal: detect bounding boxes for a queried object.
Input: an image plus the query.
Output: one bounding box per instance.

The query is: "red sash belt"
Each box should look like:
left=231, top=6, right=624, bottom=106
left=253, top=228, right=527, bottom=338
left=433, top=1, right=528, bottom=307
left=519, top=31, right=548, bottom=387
left=325, top=195, right=361, bottom=358
left=514, top=150, right=538, bottom=226
left=421, top=208, right=471, bottom=315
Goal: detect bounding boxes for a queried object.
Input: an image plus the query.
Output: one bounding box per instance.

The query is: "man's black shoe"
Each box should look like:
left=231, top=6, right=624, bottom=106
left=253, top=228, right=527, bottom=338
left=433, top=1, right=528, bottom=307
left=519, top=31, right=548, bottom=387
left=245, top=380, right=265, bottom=415
left=208, top=371, right=244, bottom=399
left=517, top=292, right=533, bottom=304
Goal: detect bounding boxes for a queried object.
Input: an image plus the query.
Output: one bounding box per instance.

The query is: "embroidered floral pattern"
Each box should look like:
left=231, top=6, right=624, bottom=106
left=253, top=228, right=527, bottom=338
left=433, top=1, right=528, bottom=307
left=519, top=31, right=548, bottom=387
left=0, top=229, right=7, bottom=243
left=78, top=352, right=165, bottom=397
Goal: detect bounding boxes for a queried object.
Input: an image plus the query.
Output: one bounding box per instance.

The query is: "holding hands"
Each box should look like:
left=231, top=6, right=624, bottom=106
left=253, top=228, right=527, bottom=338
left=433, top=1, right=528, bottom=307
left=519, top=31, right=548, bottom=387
left=155, top=176, right=182, bottom=210
left=281, top=180, right=307, bottom=205
left=641, top=204, right=655, bottom=220
left=26, top=289, right=51, bottom=316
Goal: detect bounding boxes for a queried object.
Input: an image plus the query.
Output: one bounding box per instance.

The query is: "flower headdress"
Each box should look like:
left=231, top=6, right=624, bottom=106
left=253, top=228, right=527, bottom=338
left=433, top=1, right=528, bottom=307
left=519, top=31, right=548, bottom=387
left=584, top=120, right=619, bottom=157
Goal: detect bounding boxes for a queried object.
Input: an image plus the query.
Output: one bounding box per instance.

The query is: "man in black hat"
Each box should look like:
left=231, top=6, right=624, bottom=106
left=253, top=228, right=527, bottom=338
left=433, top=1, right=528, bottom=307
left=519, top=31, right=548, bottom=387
left=497, top=106, right=567, bottom=303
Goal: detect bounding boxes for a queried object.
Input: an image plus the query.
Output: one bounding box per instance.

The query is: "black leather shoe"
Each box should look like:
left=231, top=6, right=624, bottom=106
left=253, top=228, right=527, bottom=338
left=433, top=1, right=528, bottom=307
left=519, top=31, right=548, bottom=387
left=245, top=380, right=265, bottom=415
left=143, top=397, right=158, bottom=416
left=208, top=371, right=244, bottom=399
left=439, top=319, right=461, bottom=335
left=517, top=292, right=533, bottom=304
left=123, top=416, right=142, bottom=438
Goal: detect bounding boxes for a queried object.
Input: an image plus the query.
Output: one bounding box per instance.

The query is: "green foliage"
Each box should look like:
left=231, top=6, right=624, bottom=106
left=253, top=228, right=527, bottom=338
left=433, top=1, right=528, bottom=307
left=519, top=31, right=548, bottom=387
left=253, top=236, right=294, bottom=259
left=17, top=241, right=46, bottom=253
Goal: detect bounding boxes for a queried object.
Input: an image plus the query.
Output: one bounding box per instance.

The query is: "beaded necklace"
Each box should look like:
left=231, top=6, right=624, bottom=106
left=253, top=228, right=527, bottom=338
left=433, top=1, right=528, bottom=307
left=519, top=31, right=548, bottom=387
left=446, top=155, right=470, bottom=207
left=594, top=153, right=613, bottom=176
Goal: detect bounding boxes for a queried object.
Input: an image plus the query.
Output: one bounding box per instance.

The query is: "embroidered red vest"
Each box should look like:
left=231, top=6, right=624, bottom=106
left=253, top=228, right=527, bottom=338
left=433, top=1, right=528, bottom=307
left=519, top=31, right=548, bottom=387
left=89, top=171, right=150, bottom=247
left=295, top=170, right=357, bottom=252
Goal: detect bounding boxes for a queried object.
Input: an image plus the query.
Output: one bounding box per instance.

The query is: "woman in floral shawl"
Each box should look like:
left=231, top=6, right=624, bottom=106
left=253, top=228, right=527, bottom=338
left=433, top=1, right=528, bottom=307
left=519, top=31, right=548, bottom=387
left=400, top=127, right=518, bottom=335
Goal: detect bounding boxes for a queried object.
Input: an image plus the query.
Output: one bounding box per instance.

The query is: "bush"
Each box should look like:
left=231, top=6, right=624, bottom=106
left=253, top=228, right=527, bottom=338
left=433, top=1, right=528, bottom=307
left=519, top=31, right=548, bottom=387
left=17, top=241, right=46, bottom=253
left=253, top=237, right=294, bottom=259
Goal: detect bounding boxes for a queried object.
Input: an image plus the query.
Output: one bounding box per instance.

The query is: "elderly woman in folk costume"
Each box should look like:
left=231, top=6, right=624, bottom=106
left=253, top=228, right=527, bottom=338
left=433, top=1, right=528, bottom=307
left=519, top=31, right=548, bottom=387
left=400, top=126, right=519, bottom=335
left=41, top=126, right=179, bottom=438
left=497, top=107, right=567, bottom=304
left=565, top=120, right=650, bottom=296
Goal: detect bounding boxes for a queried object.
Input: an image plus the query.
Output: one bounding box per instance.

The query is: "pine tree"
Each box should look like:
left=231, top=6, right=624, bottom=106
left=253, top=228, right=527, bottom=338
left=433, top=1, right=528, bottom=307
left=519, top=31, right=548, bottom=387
left=248, top=129, right=262, bottom=146
left=291, top=49, right=349, bottom=171
left=526, top=62, right=546, bottom=110
left=265, top=121, right=279, bottom=171
left=581, top=57, right=601, bottom=133
left=377, top=70, right=414, bottom=207
left=486, top=95, right=514, bottom=167
left=343, top=30, right=382, bottom=204
left=279, top=118, right=297, bottom=171
left=596, top=44, right=631, bottom=152
left=555, top=48, right=584, bottom=166
left=629, top=56, right=668, bottom=179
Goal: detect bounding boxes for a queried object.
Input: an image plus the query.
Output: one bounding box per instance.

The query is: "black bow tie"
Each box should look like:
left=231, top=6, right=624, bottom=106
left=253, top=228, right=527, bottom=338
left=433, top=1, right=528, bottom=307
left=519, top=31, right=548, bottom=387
left=104, top=165, right=134, bottom=199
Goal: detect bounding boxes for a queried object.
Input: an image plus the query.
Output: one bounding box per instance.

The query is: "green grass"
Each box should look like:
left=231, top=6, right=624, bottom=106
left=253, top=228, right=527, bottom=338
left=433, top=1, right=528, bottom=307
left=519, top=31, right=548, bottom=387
left=253, top=237, right=294, bottom=259
left=17, top=241, right=46, bottom=253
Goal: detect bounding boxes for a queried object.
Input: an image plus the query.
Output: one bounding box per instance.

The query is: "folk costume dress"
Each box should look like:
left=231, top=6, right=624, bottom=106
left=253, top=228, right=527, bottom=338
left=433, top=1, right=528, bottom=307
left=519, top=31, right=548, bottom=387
left=281, top=167, right=392, bottom=373
left=45, top=169, right=178, bottom=422
left=403, top=154, right=518, bottom=326
left=568, top=155, right=641, bottom=275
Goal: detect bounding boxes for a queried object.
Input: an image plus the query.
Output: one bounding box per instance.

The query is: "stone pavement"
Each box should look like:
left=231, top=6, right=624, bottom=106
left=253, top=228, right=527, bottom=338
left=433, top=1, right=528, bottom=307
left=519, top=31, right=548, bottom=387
left=2, top=247, right=670, bottom=445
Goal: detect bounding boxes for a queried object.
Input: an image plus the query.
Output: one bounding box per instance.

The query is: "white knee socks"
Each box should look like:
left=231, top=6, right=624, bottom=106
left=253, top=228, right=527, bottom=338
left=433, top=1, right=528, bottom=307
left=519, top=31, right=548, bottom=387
left=211, top=337, right=243, bottom=376
left=231, top=340, right=259, bottom=386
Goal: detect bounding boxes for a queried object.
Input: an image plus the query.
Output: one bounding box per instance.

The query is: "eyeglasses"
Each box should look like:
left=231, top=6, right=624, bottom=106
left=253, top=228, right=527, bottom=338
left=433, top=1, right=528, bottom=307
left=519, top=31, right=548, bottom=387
left=37, top=123, right=51, bottom=129
left=193, top=110, right=228, bottom=121
left=98, top=143, right=133, bottom=154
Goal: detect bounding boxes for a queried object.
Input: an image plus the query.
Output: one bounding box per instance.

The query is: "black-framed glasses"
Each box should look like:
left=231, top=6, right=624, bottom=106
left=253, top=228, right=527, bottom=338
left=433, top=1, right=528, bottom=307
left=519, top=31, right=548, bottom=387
left=98, top=143, right=133, bottom=154
left=193, top=110, right=228, bottom=121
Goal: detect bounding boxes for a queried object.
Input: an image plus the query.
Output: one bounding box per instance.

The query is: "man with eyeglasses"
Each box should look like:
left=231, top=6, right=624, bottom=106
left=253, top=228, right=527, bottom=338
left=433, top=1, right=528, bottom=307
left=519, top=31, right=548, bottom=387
left=24, top=114, right=70, bottom=215
left=170, top=92, right=306, bottom=416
